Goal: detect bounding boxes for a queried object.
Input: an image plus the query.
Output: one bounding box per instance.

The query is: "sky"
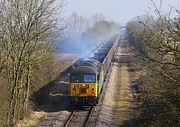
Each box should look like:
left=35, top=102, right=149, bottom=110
left=64, top=0, right=180, bottom=24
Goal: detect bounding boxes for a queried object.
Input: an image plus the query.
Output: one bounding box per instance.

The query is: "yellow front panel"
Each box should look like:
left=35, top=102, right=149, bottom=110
left=70, top=83, right=97, bottom=97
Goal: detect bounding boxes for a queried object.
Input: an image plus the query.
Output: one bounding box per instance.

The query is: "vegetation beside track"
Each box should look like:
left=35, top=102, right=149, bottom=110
left=126, top=2, right=180, bottom=127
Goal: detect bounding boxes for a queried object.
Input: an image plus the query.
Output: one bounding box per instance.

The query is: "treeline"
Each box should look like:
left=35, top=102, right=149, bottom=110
left=56, top=13, right=119, bottom=53
left=0, top=0, right=64, bottom=126
left=66, top=13, right=108, bottom=37
left=66, top=13, right=118, bottom=41
left=82, top=20, right=118, bottom=42
left=126, top=2, right=180, bottom=127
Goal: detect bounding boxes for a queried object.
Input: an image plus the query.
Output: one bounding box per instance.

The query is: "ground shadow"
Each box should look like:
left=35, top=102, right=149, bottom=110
left=30, top=58, right=85, bottom=112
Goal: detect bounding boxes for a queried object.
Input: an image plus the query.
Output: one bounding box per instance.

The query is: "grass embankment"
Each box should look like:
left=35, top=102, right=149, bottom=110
left=112, top=64, right=133, bottom=124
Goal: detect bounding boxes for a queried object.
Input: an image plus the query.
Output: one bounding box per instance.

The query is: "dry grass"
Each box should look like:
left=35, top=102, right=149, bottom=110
left=119, top=64, right=133, bottom=107
left=55, top=53, right=81, bottom=73
left=112, top=64, right=134, bottom=124
left=16, top=112, right=47, bottom=127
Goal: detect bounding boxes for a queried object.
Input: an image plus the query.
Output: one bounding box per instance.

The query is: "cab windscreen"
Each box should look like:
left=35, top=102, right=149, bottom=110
left=70, top=74, right=96, bottom=83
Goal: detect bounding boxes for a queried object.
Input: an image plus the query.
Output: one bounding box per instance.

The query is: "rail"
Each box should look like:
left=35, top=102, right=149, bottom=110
left=63, top=106, right=95, bottom=127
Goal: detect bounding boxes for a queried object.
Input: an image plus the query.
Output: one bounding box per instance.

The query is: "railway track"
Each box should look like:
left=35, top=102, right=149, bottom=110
left=64, top=106, right=95, bottom=127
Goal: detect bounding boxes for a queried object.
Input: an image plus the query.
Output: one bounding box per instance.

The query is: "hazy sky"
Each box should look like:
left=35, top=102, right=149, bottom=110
left=64, top=0, right=180, bottom=24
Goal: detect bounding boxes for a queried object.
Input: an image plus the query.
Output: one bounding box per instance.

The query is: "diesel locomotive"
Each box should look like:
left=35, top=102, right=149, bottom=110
left=69, top=35, right=120, bottom=105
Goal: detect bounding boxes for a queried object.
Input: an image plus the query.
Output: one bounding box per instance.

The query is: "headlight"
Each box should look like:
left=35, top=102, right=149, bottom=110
left=71, top=84, right=75, bottom=89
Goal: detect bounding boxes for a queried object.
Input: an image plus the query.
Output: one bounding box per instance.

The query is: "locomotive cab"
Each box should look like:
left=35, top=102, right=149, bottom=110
left=70, top=66, right=99, bottom=106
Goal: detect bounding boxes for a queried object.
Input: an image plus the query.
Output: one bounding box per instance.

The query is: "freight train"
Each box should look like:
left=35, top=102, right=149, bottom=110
left=69, top=35, right=120, bottom=105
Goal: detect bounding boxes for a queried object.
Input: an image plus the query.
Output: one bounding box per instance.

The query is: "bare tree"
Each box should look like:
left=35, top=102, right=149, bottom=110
left=0, top=0, right=64, bottom=125
left=67, top=13, right=90, bottom=38
left=91, top=13, right=106, bottom=25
